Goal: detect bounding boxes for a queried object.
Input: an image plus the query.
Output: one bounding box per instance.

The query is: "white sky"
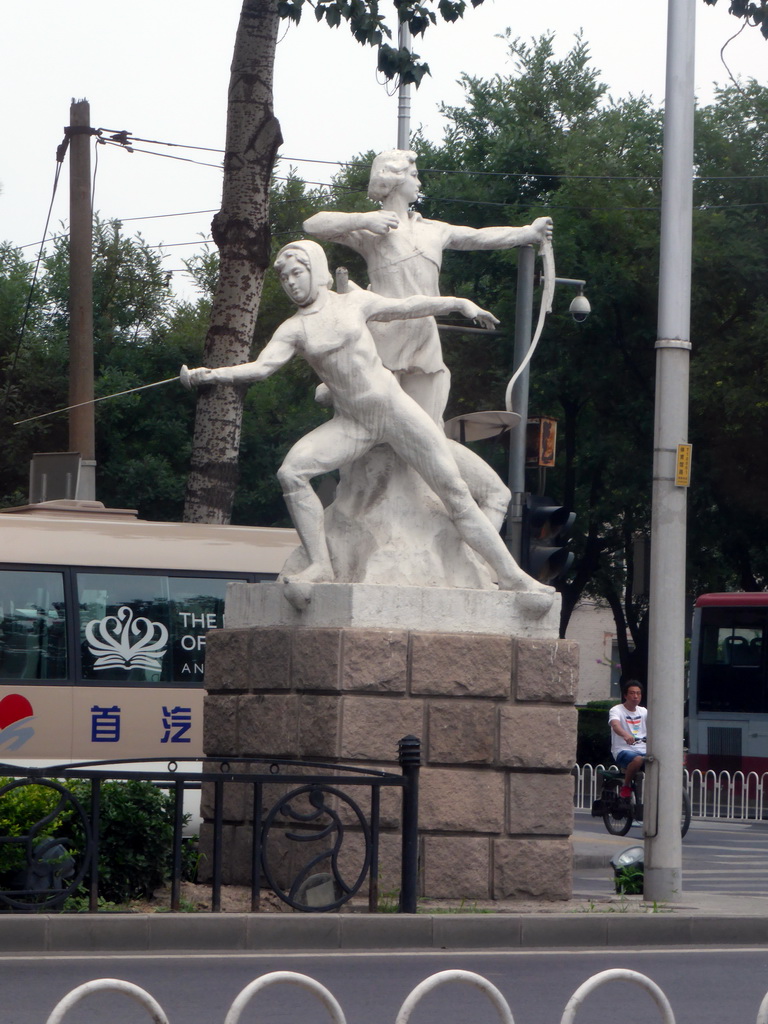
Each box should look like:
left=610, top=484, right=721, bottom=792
left=1, top=0, right=765, bottom=300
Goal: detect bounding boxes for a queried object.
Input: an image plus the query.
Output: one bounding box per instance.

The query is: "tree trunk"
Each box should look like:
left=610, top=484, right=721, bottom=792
left=184, top=0, right=282, bottom=523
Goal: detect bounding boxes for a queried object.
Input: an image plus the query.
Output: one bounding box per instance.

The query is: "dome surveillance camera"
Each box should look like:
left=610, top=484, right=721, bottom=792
left=569, top=293, right=591, bottom=322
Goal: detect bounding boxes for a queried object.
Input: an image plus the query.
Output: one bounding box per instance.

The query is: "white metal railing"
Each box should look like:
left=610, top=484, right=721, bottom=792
left=573, top=763, right=768, bottom=821
left=41, top=968, right=768, bottom=1024
left=224, top=972, right=346, bottom=1024
left=395, top=970, right=515, bottom=1024
left=560, top=969, right=675, bottom=1024
left=46, top=980, right=169, bottom=1024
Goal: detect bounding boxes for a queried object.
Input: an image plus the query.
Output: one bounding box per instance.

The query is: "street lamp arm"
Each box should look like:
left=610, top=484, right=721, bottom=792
left=553, top=276, right=586, bottom=288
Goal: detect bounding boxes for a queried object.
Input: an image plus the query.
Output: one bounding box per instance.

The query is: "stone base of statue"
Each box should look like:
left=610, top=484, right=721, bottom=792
left=199, top=581, right=578, bottom=903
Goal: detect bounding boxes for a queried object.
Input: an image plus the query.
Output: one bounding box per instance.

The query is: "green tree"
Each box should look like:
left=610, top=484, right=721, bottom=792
left=0, top=221, right=206, bottom=518
left=0, top=242, right=69, bottom=506
left=703, top=0, right=768, bottom=38
left=0, top=172, right=347, bottom=523
left=687, top=80, right=768, bottom=591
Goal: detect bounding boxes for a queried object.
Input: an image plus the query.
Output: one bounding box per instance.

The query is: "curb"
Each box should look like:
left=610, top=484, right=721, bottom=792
left=574, top=851, right=614, bottom=869
left=3, top=911, right=768, bottom=952
left=574, top=847, right=627, bottom=869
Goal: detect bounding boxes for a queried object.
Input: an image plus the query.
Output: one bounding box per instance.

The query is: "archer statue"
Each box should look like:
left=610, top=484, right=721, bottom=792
left=304, top=148, right=553, bottom=533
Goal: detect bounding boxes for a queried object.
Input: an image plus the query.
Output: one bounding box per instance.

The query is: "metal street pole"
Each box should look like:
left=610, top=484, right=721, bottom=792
left=643, top=0, right=695, bottom=902
left=507, top=245, right=535, bottom=562
left=397, top=22, right=412, bottom=150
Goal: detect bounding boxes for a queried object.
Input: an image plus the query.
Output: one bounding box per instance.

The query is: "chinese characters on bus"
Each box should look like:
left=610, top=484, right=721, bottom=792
left=90, top=704, right=192, bottom=744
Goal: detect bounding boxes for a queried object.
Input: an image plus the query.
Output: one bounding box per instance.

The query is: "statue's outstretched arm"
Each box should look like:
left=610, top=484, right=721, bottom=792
left=185, top=328, right=298, bottom=388
left=365, top=293, right=499, bottom=330
left=304, top=209, right=400, bottom=239
left=445, top=216, right=553, bottom=252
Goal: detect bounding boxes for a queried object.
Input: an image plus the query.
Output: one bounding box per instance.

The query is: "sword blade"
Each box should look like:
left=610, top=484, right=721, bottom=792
left=13, top=376, right=182, bottom=426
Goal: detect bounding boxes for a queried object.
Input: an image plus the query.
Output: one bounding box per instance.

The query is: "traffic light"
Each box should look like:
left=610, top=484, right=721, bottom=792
left=521, top=495, right=575, bottom=584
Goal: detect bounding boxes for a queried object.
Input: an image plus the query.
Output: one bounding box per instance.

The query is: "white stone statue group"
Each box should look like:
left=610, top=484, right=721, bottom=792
left=186, top=150, right=553, bottom=611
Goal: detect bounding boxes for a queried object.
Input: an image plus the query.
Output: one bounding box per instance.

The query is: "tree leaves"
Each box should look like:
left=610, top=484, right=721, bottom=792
left=703, top=0, right=768, bottom=38
left=279, top=0, right=486, bottom=85
left=0, top=222, right=203, bottom=518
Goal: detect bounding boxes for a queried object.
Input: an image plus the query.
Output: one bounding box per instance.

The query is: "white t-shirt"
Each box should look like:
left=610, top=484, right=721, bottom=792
left=609, top=703, right=648, bottom=757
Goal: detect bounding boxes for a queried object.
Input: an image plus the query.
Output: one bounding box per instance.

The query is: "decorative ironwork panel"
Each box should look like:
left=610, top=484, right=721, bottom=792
left=261, top=784, right=371, bottom=912
left=0, top=778, right=91, bottom=910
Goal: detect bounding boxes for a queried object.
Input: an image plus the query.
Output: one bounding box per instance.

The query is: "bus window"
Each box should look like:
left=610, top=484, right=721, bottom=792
left=698, top=609, right=766, bottom=713
left=168, top=577, right=229, bottom=681
left=701, top=626, right=763, bottom=667
left=0, top=571, right=67, bottom=681
left=77, top=573, right=230, bottom=685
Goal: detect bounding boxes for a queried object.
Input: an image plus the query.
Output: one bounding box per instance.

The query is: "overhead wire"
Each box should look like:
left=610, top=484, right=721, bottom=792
left=92, top=134, right=100, bottom=214
left=98, top=137, right=224, bottom=171
left=120, top=136, right=225, bottom=154
left=39, top=125, right=768, bottom=242
left=10, top=84, right=768, bottom=308
left=12, top=125, right=768, bottom=266
left=1, top=155, right=66, bottom=420
left=4, top=126, right=767, bottom=402
left=119, top=209, right=218, bottom=222
left=97, top=129, right=768, bottom=185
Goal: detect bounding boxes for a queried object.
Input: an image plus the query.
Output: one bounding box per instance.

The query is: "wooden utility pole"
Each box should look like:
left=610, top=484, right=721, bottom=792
left=68, top=98, right=96, bottom=499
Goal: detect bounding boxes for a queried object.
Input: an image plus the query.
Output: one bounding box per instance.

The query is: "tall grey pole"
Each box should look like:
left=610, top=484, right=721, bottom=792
left=397, top=22, right=412, bottom=150
left=643, top=0, right=695, bottom=901
left=507, top=246, right=535, bottom=561
left=68, top=98, right=96, bottom=500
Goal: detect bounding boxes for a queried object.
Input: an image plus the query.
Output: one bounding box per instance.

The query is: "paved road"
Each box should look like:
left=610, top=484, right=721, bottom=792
left=574, top=810, right=768, bottom=897
left=5, top=949, right=768, bottom=1024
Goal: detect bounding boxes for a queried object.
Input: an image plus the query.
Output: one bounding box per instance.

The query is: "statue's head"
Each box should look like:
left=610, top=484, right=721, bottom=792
left=274, top=240, right=333, bottom=306
left=367, top=149, right=419, bottom=202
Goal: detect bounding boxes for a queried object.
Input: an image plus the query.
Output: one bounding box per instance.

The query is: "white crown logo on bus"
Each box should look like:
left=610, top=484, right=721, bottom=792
left=85, top=606, right=169, bottom=672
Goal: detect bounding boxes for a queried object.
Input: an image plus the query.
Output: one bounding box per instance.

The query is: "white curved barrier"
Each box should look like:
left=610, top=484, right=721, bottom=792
left=394, top=969, right=515, bottom=1024
left=755, top=988, right=768, bottom=1024
left=45, top=979, right=169, bottom=1024
left=224, top=971, right=347, bottom=1024
left=559, top=968, right=675, bottom=1024
left=43, top=967, right=768, bottom=1024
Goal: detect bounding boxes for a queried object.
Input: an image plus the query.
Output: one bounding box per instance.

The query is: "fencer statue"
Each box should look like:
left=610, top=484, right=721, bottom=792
left=186, top=240, right=554, bottom=613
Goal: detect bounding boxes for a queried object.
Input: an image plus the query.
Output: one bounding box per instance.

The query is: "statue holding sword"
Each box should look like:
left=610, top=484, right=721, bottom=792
left=183, top=239, right=554, bottom=612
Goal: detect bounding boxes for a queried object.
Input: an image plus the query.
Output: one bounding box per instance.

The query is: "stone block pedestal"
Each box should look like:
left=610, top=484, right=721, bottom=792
left=201, top=582, right=578, bottom=902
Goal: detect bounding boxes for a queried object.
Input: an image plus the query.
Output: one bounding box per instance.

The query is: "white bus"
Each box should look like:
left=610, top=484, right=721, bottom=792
left=0, top=500, right=297, bottom=762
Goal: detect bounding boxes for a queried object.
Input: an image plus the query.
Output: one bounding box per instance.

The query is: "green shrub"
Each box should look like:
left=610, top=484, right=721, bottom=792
left=0, top=780, right=77, bottom=879
left=181, top=836, right=201, bottom=883
left=614, top=865, right=644, bottom=895
left=64, top=779, right=177, bottom=902
left=0, top=777, right=186, bottom=906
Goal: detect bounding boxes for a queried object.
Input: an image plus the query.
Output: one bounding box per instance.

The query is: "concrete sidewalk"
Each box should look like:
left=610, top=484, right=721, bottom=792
left=2, top=827, right=767, bottom=953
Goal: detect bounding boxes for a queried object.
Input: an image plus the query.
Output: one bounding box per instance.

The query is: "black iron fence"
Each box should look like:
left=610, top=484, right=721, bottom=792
left=0, top=735, right=420, bottom=914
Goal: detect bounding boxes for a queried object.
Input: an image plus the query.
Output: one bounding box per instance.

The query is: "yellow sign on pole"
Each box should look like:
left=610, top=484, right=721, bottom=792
left=675, top=444, right=692, bottom=487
